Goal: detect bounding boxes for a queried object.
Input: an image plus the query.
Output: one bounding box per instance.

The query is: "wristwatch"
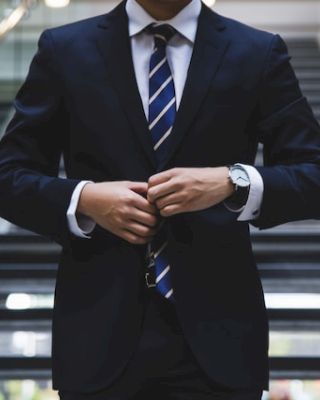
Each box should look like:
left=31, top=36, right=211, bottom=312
left=227, top=164, right=251, bottom=209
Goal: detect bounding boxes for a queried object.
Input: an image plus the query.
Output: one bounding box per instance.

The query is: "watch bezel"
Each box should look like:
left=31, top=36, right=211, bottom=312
left=228, top=164, right=251, bottom=189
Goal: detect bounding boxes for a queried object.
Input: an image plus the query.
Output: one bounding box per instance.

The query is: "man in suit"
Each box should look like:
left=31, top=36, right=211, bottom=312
left=0, top=0, right=320, bottom=398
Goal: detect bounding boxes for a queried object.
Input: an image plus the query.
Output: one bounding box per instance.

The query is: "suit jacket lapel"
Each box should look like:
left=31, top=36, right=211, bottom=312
left=95, top=2, right=157, bottom=170
left=158, top=5, right=230, bottom=171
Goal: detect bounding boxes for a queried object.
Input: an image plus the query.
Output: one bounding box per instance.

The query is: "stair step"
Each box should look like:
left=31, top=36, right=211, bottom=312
left=292, top=66, right=320, bottom=74
left=304, top=94, right=320, bottom=105
left=288, top=49, right=320, bottom=58
left=295, top=71, right=320, bottom=81
left=270, top=356, right=320, bottom=374
left=300, top=83, right=320, bottom=92
left=0, top=235, right=60, bottom=263
left=292, top=56, right=320, bottom=63
left=286, top=40, right=319, bottom=49
left=1, top=305, right=320, bottom=322
left=0, top=278, right=54, bottom=294
left=0, top=309, right=52, bottom=321
left=312, top=105, right=320, bottom=112
left=259, top=262, right=320, bottom=276
left=0, top=263, right=57, bottom=279
left=3, top=261, right=320, bottom=280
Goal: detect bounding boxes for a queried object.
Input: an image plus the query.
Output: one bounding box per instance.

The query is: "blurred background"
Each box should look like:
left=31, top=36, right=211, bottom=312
left=1, top=0, right=320, bottom=399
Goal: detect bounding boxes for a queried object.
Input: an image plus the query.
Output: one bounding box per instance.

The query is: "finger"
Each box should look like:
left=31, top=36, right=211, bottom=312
left=147, top=180, right=177, bottom=203
left=160, top=204, right=182, bottom=217
left=156, top=193, right=183, bottom=210
left=132, top=192, right=159, bottom=214
left=125, top=222, right=157, bottom=238
left=148, top=168, right=177, bottom=188
left=131, top=209, right=160, bottom=228
left=127, top=181, right=148, bottom=195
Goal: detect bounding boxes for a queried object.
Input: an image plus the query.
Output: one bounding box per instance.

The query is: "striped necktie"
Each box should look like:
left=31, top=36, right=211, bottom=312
left=146, top=24, right=177, bottom=302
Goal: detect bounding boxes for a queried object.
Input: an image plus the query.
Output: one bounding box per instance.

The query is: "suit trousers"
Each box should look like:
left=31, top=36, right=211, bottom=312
left=58, top=286, right=264, bottom=400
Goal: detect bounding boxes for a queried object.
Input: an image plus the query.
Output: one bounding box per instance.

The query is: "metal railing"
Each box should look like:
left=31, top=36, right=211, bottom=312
left=0, top=0, right=34, bottom=40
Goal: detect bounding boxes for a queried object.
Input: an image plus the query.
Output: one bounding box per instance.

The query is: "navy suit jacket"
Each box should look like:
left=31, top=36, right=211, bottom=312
left=0, top=0, right=320, bottom=393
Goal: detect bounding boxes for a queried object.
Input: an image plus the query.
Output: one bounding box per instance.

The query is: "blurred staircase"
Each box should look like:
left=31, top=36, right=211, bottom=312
left=1, top=38, right=320, bottom=384
left=290, top=39, right=320, bottom=121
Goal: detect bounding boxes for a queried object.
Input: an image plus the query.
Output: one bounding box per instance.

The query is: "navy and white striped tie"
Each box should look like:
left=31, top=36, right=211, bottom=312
left=147, top=24, right=176, bottom=301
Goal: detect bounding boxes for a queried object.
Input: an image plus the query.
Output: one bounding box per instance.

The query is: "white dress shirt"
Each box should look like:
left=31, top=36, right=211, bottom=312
left=66, top=0, right=264, bottom=238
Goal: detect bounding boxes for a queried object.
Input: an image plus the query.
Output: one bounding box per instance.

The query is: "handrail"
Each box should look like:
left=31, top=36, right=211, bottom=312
left=0, top=0, right=34, bottom=40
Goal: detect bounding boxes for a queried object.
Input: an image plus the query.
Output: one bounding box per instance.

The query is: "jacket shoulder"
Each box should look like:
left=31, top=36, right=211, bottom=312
left=43, top=14, right=106, bottom=43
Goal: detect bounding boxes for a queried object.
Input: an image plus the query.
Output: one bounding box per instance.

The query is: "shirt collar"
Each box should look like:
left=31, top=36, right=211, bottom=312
left=126, top=0, right=202, bottom=44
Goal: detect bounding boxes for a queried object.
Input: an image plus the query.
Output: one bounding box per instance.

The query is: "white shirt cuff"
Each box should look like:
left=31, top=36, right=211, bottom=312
left=66, top=180, right=96, bottom=238
left=224, top=164, right=264, bottom=221
left=237, top=164, right=264, bottom=221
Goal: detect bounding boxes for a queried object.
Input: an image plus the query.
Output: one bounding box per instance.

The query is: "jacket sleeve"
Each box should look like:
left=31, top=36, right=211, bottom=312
left=251, top=34, right=320, bottom=229
left=0, top=29, right=82, bottom=247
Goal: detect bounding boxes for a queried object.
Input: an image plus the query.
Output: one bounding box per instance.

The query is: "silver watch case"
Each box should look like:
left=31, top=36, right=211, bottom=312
left=228, top=164, right=251, bottom=189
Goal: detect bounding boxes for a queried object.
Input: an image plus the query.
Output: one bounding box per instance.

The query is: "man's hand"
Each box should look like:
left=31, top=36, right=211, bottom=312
left=77, top=181, right=160, bottom=244
left=147, top=167, right=235, bottom=217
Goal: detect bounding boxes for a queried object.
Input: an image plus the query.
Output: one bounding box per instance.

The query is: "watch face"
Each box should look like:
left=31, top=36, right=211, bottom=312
left=231, top=167, right=250, bottom=188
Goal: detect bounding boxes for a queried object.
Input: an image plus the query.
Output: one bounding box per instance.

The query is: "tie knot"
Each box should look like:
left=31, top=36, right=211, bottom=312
left=145, top=24, right=176, bottom=48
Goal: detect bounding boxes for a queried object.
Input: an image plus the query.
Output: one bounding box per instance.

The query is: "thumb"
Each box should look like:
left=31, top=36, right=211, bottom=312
left=127, top=181, right=148, bottom=196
